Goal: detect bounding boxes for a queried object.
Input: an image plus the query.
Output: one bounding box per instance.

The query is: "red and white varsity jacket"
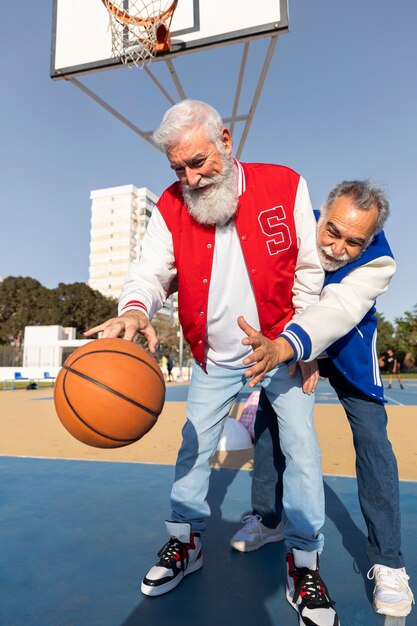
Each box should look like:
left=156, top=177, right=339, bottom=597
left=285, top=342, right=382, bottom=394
left=119, top=160, right=324, bottom=369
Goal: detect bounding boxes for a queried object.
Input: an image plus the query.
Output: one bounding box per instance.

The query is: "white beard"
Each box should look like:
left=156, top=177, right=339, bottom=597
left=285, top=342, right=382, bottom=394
left=317, top=244, right=350, bottom=271
left=182, top=155, right=238, bottom=226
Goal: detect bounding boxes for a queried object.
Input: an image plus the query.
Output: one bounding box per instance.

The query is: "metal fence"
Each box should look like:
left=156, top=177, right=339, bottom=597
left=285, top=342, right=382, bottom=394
left=0, top=346, right=23, bottom=367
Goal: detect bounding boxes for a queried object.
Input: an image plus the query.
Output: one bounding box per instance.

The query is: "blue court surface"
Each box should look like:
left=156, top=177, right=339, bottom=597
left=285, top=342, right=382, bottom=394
left=165, top=378, right=417, bottom=407
left=0, top=456, right=416, bottom=626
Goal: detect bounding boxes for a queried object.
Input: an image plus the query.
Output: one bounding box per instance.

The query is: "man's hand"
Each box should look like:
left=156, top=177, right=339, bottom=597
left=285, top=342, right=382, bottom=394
left=238, top=316, right=295, bottom=387
left=289, top=360, right=319, bottom=395
left=84, top=310, right=159, bottom=353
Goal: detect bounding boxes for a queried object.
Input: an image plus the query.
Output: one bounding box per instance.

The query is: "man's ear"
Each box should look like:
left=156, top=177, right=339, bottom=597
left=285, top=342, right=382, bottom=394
left=221, top=127, right=233, bottom=155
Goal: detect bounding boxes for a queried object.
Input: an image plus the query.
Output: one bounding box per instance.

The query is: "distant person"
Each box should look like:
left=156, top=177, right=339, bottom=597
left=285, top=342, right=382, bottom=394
left=159, top=354, right=168, bottom=381
left=85, top=99, right=341, bottom=625
left=231, top=180, right=414, bottom=618
left=386, top=348, right=404, bottom=389
left=166, top=354, right=174, bottom=382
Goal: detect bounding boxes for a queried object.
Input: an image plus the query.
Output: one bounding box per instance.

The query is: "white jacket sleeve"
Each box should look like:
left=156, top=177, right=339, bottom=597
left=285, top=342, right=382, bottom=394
left=118, top=207, right=177, bottom=320
left=280, top=255, right=396, bottom=362
left=291, top=177, right=325, bottom=316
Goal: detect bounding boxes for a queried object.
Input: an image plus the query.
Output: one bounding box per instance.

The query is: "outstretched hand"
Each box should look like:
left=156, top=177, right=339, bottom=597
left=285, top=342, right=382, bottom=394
left=238, top=316, right=294, bottom=387
left=288, top=360, right=320, bottom=395
left=84, top=310, right=159, bottom=353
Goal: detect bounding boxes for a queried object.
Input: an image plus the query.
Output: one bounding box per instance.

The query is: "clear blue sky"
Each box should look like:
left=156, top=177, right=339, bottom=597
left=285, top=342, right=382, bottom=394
left=1, top=1, right=416, bottom=324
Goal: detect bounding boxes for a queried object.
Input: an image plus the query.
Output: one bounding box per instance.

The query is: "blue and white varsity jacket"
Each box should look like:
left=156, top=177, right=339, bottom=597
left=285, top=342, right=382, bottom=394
left=280, top=226, right=396, bottom=403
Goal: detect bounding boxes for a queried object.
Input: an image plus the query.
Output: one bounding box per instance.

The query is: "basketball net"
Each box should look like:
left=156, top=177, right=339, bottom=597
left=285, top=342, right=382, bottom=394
left=101, top=0, right=178, bottom=68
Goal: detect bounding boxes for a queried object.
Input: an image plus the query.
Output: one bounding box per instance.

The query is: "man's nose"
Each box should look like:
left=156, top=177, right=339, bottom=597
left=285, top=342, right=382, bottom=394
left=331, top=240, right=346, bottom=256
left=185, top=167, right=201, bottom=188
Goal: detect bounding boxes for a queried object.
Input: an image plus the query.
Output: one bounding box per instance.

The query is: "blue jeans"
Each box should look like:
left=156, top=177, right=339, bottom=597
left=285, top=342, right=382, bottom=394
left=171, top=361, right=324, bottom=553
left=252, top=358, right=404, bottom=568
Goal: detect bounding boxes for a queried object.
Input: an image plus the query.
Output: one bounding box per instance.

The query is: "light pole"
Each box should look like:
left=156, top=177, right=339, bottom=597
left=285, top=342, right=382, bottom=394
left=177, top=326, right=184, bottom=382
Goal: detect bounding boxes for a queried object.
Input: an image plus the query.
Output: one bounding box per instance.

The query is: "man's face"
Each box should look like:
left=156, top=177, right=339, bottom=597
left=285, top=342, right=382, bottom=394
left=166, top=126, right=238, bottom=226
left=166, top=126, right=232, bottom=190
left=317, top=195, right=379, bottom=271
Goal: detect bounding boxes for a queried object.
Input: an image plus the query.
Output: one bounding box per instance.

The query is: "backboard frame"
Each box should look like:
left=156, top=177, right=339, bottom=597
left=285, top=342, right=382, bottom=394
left=50, top=0, right=289, bottom=159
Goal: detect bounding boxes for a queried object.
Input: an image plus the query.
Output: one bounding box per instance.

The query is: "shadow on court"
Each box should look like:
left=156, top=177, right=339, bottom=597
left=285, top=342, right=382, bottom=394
left=0, top=457, right=416, bottom=626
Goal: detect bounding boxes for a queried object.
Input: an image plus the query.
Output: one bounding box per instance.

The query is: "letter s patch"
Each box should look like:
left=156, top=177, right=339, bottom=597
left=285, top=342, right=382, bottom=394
left=258, top=206, right=292, bottom=255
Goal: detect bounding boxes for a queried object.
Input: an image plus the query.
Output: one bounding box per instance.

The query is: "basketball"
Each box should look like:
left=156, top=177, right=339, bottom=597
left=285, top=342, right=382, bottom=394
left=53, top=338, right=165, bottom=449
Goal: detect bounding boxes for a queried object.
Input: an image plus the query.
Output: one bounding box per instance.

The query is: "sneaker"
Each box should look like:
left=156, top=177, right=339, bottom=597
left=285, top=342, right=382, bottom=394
left=286, top=549, right=340, bottom=626
left=367, top=564, right=414, bottom=617
left=388, top=384, right=392, bottom=389
left=400, top=384, right=404, bottom=390
left=141, top=521, right=203, bottom=597
left=230, top=514, right=284, bottom=552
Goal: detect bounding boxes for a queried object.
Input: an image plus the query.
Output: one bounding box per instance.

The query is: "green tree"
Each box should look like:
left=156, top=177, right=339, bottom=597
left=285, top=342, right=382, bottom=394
left=53, top=282, right=117, bottom=337
left=394, top=305, right=417, bottom=363
left=0, top=276, right=118, bottom=346
left=0, top=276, right=55, bottom=347
left=152, top=313, right=192, bottom=364
left=376, top=312, right=395, bottom=357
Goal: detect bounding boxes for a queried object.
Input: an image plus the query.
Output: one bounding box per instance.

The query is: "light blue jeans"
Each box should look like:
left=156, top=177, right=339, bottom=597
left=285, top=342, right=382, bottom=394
left=171, top=361, right=324, bottom=552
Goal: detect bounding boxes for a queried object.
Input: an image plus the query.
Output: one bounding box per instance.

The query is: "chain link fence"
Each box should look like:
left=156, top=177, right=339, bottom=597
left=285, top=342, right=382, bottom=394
left=0, top=346, right=23, bottom=367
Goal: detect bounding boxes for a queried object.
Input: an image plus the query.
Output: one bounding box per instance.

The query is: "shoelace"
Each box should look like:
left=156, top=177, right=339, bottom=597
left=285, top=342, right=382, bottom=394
left=157, top=537, right=187, bottom=570
left=292, top=567, right=336, bottom=608
left=241, top=514, right=264, bottom=535
left=367, top=566, right=415, bottom=603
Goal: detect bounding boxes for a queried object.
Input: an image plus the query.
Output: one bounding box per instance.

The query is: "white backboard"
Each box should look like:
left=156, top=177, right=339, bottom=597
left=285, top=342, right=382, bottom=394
left=51, top=0, right=289, bottom=79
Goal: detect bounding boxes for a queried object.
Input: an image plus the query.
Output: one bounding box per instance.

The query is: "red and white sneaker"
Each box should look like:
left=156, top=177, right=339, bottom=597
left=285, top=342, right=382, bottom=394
left=286, top=549, right=340, bottom=626
left=141, top=521, right=203, bottom=597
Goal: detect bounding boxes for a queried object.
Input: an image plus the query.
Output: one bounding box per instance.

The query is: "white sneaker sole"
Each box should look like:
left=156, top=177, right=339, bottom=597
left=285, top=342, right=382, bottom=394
left=141, top=557, right=203, bottom=597
left=374, top=598, right=413, bottom=617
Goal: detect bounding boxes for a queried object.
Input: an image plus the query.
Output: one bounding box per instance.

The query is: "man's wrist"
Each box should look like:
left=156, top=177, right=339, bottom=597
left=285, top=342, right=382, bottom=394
left=121, top=309, right=147, bottom=323
left=273, top=337, right=295, bottom=364
left=278, top=323, right=312, bottom=362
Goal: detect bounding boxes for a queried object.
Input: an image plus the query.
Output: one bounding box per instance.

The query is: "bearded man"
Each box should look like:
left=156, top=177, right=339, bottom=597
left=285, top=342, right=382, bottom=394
left=86, top=99, right=341, bottom=626
left=231, top=180, right=414, bottom=619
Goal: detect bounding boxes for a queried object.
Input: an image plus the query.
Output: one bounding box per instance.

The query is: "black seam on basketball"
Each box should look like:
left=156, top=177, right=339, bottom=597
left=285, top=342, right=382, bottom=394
left=62, top=364, right=161, bottom=419
left=69, top=348, right=165, bottom=388
left=60, top=368, right=140, bottom=443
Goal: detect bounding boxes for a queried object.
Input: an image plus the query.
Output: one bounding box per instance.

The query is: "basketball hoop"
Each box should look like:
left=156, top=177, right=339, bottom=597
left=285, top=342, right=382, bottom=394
left=101, top=0, right=178, bottom=68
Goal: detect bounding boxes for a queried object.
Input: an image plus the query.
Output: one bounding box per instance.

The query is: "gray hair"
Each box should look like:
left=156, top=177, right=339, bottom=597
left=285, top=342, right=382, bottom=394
left=321, top=180, right=390, bottom=234
left=153, top=99, right=226, bottom=152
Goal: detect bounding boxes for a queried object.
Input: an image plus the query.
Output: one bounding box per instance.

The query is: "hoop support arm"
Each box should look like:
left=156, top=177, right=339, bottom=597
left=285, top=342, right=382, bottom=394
left=236, top=35, right=279, bottom=159
left=68, top=77, right=160, bottom=150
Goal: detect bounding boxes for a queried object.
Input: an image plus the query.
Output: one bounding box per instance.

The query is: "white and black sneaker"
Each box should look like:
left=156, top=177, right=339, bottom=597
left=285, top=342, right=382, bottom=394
left=141, top=521, right=203, bottom=597
left=286, top=549, right=340, bottom=626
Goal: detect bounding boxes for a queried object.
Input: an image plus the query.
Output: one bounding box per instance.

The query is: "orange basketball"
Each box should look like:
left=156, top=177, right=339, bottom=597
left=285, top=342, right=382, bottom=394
left=54, top=338, right=165, bottom=449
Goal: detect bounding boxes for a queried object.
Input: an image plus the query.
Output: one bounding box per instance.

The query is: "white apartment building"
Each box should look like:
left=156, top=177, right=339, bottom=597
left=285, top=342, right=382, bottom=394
left=88, top=184, right=158, bottom=300
left=88, top=184, right=177, bottom=319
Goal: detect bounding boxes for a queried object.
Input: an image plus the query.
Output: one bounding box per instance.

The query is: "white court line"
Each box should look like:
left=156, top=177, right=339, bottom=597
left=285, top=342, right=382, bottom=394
left=385, top=395, right=405, bottom=406
left=384, top=617, right=406, bottom=626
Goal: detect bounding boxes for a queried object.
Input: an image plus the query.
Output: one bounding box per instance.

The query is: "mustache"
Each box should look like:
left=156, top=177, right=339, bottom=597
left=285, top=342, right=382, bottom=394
left=319, top=244, right=350, bottom=262
left=183, top=176, right=217, bottom=191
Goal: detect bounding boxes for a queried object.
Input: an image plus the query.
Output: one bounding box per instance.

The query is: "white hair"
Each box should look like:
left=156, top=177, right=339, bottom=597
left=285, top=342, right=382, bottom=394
left=153, top=99, right=225, bottom=152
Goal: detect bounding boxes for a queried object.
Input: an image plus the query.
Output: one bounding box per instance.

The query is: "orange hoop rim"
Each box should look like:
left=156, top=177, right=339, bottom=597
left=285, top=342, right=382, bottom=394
left=101, top=0, right=178, bottom=28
